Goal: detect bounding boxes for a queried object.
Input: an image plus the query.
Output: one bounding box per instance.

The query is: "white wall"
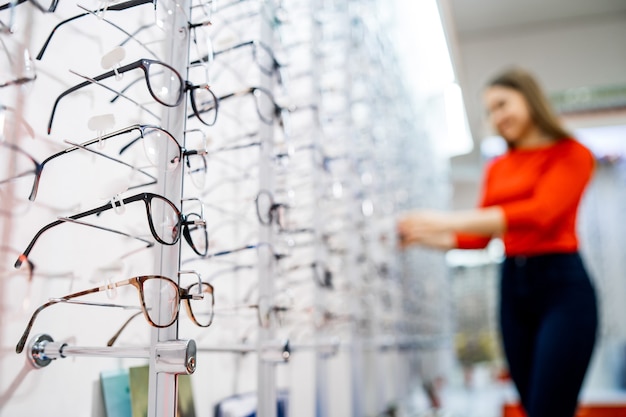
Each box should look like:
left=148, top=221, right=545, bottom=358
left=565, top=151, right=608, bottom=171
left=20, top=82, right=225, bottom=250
left=458, top=13, right=626, bottom=144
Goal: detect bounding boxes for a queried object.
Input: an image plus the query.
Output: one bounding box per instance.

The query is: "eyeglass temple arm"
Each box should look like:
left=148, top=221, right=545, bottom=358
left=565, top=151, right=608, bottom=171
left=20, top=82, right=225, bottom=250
left=0, top=75, right=37, bottom=89
left=57, top=216, right=155, bottom=248
left=57, top=123, right=146, bottom=156
left=48, top=60, right=144, bottom=134
left=108, top=73, right=145, bottom=104
left=207, top=244, right=257, bottom=258
left=107, top=311, right=143, bottom=346
left=14, top=193, right=147, bottom=268
left=16, top=299, right=61, bottom=353
left=64, top=138, right=159, bottom=188
left=28, top=131, right=157, bottom=201
left=36, top=0, right=154, bottom=60
left=76, top=5, right=160, bottom=60
left=15, top=282, right=101, bottom=353
left=0, top=0, right=26, bottom=12
left=36, top=13, right=88, bottom=59
left=117, top=124, right=177, bottom=156
left=70, top=70, right=162, bottom=122
left=15, top=283, right=113, bottom=353
left=190, top=39, right=254, bottom=66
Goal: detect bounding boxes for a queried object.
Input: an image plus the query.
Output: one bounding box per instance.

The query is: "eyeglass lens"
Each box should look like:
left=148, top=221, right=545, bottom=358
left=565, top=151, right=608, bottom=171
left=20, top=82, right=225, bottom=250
left=145, top=61, right=184, bottom=106
left=255, top=191, right=274, bottom=224
left=185, top=153, right=208, bottom=190
left=183, top=212, right=208, bottom=255
left=147, top=195, right=181, bottom=244
left=141, top=276, right=179, bottom=326
left=141, top=126, right=181, bottom=171
left=190, top=86, right=218, bottom=126
left=186, top=282, right=214, bottom=326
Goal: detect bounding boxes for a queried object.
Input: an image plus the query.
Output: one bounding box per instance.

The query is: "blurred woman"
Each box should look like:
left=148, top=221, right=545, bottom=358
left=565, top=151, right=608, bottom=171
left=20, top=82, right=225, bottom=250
left=397, top=67, right=598, bottom=417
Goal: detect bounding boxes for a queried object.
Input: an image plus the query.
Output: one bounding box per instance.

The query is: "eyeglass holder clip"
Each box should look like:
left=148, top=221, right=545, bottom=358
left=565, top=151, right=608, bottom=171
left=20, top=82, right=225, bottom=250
left=27, top=333, right=197, bottom=374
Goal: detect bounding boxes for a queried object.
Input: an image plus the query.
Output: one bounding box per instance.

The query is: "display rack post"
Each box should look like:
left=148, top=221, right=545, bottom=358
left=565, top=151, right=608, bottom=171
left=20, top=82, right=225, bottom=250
left=146, top=2, right=192, bottom=416
left=256, top=1, right=279, bottom=416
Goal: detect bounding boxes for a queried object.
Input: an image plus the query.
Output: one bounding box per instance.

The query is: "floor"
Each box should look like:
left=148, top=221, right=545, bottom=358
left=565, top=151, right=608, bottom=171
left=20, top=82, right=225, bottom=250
left=397, top=361, right=626, bottom=417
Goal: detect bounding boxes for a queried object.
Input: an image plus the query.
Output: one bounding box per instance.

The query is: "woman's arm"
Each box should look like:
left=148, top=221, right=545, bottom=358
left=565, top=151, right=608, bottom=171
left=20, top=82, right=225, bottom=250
left=397, top=206, right=506, bottom=250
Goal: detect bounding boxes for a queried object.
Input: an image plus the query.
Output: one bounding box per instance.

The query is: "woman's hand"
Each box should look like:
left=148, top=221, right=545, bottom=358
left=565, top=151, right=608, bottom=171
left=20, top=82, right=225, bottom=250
left=396, top=210, right=456, bottom=250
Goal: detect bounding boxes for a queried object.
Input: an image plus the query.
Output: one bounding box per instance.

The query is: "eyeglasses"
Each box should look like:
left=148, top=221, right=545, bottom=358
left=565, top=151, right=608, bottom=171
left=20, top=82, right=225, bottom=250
left=115, top=124, right=209, bottom=189
left=213, top=292, right=293, bottom=329
left=0, top=0, right=57, bottom=33
left=35, top=0, right=155, bottom=60
left=47, top=58, right=218, bottom=133
left=15, top=274, right=214, bottom=353
left=0, top=0, right=57, bottom=13
left=254, top=189, right=313, bottom=234
left=0, top=245, right=34, bottom=281
left=14, top=192, right=208, bottom=268
left=202, top=86, right=283, bottom=126
left=1, top=124, right=208, bottom=203
left=0, top=128, right=164, bottom=203
left=1, top=37, right=37, bottom=87
left=106, top=269, right=214, bottom=346
left=284, top=261, right=333, bottom=289
left=192, top=39, right=283, bottom=78
left=255, top=189, right=286, bottom=228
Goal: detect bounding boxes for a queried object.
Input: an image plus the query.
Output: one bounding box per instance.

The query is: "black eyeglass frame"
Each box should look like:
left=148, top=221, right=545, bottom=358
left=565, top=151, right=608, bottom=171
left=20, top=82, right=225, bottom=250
left=35, top=0, right=155, bottom=60
left=190, top=39, right=283, bottom=77
left=48, top=59, right=219, bottom=133
left=14, top=192, right=208, bottom=269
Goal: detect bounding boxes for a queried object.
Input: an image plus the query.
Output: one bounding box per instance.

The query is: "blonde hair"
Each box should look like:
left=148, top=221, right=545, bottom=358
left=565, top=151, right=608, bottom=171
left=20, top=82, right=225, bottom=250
left=487, top=67, right=571, bottom=140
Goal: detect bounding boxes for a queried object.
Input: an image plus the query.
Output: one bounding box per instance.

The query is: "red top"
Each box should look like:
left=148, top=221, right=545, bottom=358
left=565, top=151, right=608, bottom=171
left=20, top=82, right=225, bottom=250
left=456, top=138, right=594, bottom=256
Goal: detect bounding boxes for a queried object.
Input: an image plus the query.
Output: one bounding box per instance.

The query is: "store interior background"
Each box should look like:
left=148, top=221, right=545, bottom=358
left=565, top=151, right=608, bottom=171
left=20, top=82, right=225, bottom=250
left=433, top=0, right=626, bottom=414
left=1, top=0, right=626, bottom=416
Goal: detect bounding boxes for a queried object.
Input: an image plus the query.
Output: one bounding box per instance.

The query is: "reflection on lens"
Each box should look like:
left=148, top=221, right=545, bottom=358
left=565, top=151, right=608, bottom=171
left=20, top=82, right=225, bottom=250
left=185, top=212, right=208, bottom=256
left=254, top=43, right=274, bottom=74
left=142, top=277, right=178, bottom=326
left=255, top=190, right=273, bottom=224
left=149, top=196, right=180, bottom=244
left=192, top=86, right=218, bottom=126
left=146, top=62, right=183, bottom=106
left=142, top=128, right=181, bottom=171
left=313, top=262, right=332, bottom=288
left=191, top=25, right=213, bottom=65
left=257, top=296, right=271, bottom=328
left=187, top=282, right=214, bottom=326
left=253, top=89, right=275, bottom=124
left=185, top=154, right=207, bottom=190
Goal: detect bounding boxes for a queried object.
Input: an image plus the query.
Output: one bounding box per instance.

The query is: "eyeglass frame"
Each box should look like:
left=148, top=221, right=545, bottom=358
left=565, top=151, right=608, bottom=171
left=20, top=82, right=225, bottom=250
left=0, top=0, right=58, bottom=33
left=0, top=125, right=179, bottom=202
left=47, top=58, right=219, bottom=134
left=191, top=39, right=283, bottom=77
left=15, top=274, right=215, bottom=353
left=107, top=269, right=214, bottom=346
left=35, top=0, right=155, bottom=60
left=14, top=192, right=208, bottom=269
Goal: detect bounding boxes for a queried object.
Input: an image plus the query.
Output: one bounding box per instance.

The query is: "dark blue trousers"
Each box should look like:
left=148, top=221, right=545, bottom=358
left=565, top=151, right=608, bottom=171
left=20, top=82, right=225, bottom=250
left=500, top=252, right=598, bottom=417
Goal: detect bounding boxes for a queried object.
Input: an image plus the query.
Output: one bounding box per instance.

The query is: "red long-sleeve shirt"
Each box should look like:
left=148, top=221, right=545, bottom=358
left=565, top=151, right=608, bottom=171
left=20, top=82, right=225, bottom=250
left=456, top=138, right=594, bottom=256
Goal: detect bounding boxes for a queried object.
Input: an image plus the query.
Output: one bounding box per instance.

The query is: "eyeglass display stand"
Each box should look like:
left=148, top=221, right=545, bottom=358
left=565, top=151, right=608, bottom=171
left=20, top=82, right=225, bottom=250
left=256, top=2, right=279, bottom=415
left=26, top=333, right=197, bottom=374
left=0, top=0, right=455, bottom=415
left=146, top=1, right=193, bottom=417
left=309, top=1, right=334, bottom=415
